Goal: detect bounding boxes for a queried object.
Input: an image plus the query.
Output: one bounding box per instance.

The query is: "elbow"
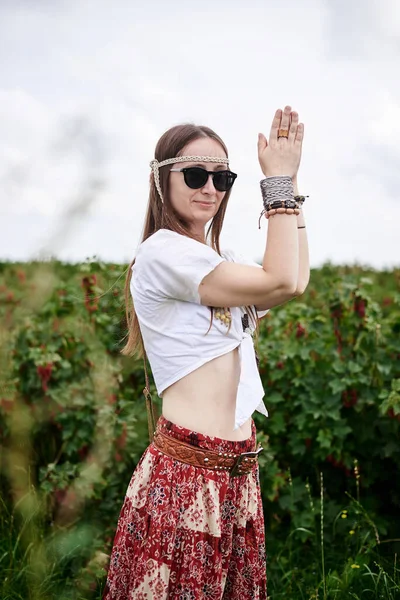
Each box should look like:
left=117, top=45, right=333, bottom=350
left=279, top=281, right=300, bottom=298
left=294, top=276, right=310, bottom=296
left=280, top=277, right=310, bottom=298
left=293, top=286, right=306, bottom=297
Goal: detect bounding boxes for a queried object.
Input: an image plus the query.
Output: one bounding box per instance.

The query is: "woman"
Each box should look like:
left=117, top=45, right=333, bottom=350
left=102, top=105, right=308, bottom=599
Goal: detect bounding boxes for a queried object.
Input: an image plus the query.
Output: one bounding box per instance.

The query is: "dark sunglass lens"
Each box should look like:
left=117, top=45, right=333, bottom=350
left=213, top=171, right=236, bottom=192
left=184, top=167, right=208, bottom=189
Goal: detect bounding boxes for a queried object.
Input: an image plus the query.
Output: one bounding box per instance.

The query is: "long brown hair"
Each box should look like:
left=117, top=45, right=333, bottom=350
left=121, top=123, right=259, bottom=359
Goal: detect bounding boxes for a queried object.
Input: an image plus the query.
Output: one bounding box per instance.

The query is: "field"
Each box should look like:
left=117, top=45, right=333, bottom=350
left=1, top=259, right=399, bottom=599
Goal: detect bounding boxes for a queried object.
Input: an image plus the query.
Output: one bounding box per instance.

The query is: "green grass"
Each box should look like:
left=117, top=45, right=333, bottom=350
left=1, top=476, right=399, bottom=600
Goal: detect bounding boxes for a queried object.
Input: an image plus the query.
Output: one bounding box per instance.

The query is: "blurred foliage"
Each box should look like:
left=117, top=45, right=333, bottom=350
left=0, top=259, right=399, bottom=599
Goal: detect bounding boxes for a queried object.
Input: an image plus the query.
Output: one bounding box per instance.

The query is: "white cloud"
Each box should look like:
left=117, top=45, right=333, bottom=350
left=368, top=88, right=400, bottom=144
left=0, top=0, right=399, bottom=267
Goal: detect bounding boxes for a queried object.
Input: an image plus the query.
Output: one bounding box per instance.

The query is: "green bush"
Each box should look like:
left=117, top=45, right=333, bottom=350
left=0, top=259, right=399, bottom=599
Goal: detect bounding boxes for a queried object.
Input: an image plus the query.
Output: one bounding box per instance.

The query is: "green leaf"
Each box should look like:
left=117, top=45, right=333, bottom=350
left=317, top=428, right=333, bottom=448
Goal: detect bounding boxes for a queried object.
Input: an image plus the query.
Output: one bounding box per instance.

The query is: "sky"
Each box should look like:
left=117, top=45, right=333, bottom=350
left=0, top=0, right=399, bottom=269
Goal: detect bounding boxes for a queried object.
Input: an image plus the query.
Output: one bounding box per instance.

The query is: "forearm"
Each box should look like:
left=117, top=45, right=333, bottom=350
left=259, top=174, right=299, bottom=292
left=262, top=212, right=299, bottom=292
left=293, top=178, right=310, bottom=293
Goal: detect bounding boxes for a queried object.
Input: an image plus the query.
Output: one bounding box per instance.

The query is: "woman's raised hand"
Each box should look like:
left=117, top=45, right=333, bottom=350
left=257, top=105, right=304, bottom=179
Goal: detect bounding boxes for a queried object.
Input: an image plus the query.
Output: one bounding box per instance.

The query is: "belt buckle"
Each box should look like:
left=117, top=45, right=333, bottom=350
left=230, top=445, right=263, bottom=477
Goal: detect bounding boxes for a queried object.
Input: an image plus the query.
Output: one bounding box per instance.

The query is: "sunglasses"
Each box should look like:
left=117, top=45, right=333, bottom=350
left=169, top=166, right=237, bottom=192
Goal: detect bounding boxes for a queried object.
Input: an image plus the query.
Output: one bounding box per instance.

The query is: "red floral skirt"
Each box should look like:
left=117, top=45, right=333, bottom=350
left=102, top=415, right=267, bottom=599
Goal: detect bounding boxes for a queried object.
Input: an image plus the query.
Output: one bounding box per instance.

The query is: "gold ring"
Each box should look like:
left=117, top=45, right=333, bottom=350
left=278, top=129, right=289, bottom=138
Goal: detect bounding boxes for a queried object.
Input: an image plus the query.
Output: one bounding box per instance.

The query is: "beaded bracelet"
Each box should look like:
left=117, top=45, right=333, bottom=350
left=265, top=207, right=301, bottom=219
left=258, top=206, right=300, bottom=228
left=264, top=198, right=300, bottom=212
left=265, top=197, right=309, bottom=211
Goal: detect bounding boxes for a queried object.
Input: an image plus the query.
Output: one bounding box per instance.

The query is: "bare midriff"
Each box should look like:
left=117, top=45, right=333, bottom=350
left=161, top=346, right=252, bottom=441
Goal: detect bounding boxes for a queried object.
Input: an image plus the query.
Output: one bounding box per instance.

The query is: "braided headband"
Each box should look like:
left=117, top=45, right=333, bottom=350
left=150, top=155, right=230, bottom=203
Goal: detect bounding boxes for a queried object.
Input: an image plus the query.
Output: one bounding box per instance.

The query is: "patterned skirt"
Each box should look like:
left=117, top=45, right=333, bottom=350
left=102, top=415, right=267, bottom=600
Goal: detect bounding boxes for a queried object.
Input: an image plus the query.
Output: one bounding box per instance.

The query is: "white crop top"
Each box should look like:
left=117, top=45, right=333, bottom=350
left=130, top=228, right=269, bottom=430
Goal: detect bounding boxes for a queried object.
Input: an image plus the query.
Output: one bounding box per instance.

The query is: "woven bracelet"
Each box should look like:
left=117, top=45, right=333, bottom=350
left=260, top=175, right=294, bottom=207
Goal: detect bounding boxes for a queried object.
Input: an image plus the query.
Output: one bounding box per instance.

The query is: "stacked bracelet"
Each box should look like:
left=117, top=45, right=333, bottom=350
left=257, top=176, right=309, bottom=229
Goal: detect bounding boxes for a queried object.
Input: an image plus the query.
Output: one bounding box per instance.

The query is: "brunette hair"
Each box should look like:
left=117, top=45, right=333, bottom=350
left=121, top=123, right=259, bottom=358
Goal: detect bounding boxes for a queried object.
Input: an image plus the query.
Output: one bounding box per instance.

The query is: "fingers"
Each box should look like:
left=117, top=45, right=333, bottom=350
left=295, top=122, right=304, bottom=144
left=285, top=108, right=304, bottom=145
left=288, top=111, right=298, bottom=143
left=270, top=105, right=293, bottom=144
left=257, top=132, right=268, bottom=155
left=279, top=106, right=291, bottom=139
left=268, top=108, right=282, bottom=143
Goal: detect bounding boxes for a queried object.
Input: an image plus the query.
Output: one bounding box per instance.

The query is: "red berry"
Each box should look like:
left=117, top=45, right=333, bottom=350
left=78, top=445, right=89, bottom=460
left=354, top=297, right=366, bottom=318
left=342, top=389, right=358, bottom=408
left=296, top=323, right=306, bottom=338
left=37, top=362, right=54, bottom=392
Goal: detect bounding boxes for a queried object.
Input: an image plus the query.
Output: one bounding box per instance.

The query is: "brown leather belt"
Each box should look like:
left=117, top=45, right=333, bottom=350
left=152, top=429, right=263, bottom=477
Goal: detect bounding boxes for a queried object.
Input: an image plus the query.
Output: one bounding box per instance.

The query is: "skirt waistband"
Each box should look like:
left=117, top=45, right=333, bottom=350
left=156, top=415, right=256, bottom=454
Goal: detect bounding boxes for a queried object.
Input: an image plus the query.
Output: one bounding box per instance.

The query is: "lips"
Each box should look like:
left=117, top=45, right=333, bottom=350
left=195, top=201, right=215, bottom=205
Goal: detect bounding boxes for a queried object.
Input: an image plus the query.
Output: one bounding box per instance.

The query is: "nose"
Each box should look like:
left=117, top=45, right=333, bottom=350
left=201, top=173, right=217, bottom=194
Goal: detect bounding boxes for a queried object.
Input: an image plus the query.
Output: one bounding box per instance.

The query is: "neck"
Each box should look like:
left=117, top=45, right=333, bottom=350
left=190, top=226, right=207, bottom=245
